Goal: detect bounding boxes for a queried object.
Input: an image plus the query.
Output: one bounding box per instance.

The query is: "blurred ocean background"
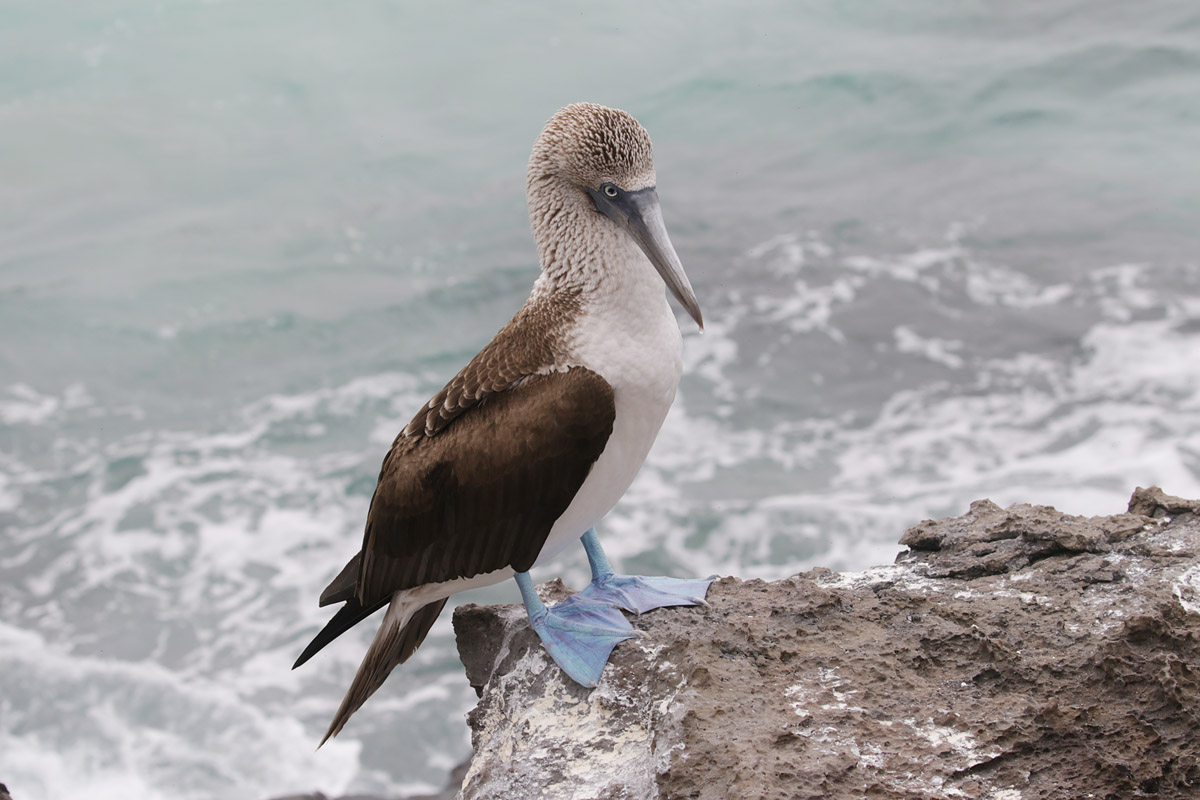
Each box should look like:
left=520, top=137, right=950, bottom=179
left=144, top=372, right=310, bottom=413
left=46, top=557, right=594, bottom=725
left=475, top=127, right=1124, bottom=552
left=3, top=1, right=1200, bottom=797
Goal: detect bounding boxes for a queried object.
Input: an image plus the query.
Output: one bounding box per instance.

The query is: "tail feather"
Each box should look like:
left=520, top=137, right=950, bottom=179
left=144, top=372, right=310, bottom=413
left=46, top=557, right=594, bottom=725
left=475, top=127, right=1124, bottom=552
left=318, top=597, right=448, bottom=747
left=319, top=553, right=361, bottom=607
left=293, top=596, right=387, bottom=670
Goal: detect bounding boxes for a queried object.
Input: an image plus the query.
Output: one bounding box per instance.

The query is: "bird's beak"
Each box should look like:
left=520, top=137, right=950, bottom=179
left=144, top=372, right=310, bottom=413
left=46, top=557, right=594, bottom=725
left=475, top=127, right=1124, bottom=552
left=587, top=186, right=704, bottom=330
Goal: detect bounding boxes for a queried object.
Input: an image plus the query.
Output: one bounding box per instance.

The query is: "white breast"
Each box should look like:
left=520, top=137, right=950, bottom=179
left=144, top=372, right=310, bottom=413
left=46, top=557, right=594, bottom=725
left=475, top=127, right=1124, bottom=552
left=533, top=263, right=685, bottom=567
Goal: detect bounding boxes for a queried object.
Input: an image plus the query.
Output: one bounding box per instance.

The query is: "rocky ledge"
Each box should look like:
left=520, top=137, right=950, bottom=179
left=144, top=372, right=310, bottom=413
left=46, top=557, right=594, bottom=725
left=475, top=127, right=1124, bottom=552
left=450, top=487, right=1200, bottom=800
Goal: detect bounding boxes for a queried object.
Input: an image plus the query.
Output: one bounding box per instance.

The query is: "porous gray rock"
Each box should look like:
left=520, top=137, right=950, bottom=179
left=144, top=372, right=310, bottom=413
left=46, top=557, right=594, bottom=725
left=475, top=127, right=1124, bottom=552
left=451, top=487, right=1200, bottom=800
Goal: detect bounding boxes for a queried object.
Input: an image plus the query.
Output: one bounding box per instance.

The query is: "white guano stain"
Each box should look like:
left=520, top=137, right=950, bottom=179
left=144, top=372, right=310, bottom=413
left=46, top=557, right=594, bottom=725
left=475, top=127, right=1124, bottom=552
left=1173, top=565, right=1200, bottom=616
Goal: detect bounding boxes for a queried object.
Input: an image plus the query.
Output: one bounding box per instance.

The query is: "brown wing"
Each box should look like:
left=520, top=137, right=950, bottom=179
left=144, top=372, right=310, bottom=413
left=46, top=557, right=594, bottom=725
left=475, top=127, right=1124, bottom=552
left=293, top=366, right=614, bottom=671
left=294, top=290, right=598, bottom=673
left=357, top=366, right=615, bottom=607
left=306, top=367, right=619, bottom=744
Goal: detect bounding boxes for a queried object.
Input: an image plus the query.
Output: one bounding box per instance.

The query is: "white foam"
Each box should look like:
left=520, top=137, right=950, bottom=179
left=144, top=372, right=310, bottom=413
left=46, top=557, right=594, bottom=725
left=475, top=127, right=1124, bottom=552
left=0, top=621, right=360, bottom=800
left=893, top=325, right=965, bottom=369
left=0, top=373, right=458, bottom=797
left=621, top=231, right=1200, bottom=581
left=0, top=383, right=59, bottom=425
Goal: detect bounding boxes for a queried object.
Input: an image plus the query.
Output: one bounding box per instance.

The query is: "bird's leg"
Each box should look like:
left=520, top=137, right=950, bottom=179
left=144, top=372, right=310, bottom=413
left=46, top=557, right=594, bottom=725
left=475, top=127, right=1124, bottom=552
left=514, top=569, right=635, bottom=688
left=575, top=528, right=717, bottom=615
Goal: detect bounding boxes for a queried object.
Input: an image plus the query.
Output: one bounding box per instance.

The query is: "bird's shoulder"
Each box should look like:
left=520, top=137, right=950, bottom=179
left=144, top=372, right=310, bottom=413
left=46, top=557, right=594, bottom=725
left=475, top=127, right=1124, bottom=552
left=402, top=289, right=583, bottom=438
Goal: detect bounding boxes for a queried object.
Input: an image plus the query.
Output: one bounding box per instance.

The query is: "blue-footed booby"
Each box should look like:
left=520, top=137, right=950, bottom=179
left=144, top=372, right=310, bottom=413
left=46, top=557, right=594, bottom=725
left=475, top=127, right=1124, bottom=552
left=294, top=102, right=714, bottom=745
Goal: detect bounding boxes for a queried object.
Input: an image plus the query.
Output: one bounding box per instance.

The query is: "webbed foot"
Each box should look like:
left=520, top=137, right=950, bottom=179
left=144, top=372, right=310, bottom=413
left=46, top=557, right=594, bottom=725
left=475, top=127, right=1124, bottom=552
left=577, top=527, right=717, bottom=614
left=577, top=572, right=717, bottom=615
left=515, top=571, right=636, bottom=687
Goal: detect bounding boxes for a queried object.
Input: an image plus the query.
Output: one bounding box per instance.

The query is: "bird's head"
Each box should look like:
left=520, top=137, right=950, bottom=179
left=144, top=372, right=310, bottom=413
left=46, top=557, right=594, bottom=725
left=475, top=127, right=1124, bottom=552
left=528, top=103, right=703, bottom=330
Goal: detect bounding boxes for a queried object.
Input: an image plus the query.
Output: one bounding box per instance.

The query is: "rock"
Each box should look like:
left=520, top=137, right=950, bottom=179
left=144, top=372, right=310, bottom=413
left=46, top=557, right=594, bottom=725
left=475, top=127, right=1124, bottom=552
left=451, top=487, right=1200, bottom=800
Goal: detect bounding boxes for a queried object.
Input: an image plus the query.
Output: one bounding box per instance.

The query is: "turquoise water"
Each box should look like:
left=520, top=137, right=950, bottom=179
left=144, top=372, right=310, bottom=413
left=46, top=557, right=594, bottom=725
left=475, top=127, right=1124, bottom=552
left=3, top=2, right=1200, bottom=797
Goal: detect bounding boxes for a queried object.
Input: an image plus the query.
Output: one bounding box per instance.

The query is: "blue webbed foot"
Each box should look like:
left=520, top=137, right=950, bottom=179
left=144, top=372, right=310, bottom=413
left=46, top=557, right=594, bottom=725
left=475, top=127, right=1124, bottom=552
left=515, top=571, right=636, bottom=688
left=576, top=527, right=718, bottom=615
left=577, top=573, right=717, bottom=615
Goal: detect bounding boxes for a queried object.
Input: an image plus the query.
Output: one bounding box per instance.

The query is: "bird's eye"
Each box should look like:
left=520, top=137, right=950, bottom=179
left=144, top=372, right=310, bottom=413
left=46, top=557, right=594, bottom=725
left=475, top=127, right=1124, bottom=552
left=603, top=184, right=619, bottom=198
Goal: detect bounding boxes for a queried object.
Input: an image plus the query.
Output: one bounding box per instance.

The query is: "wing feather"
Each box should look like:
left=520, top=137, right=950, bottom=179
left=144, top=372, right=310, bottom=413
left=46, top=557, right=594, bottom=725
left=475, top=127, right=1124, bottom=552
left=357, top=368, right=615, bottom=606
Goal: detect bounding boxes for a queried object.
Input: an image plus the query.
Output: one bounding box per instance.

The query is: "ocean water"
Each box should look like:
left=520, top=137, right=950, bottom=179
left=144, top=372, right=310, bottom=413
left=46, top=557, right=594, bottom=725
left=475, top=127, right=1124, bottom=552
left=3, top=1, right=1200, bottom=797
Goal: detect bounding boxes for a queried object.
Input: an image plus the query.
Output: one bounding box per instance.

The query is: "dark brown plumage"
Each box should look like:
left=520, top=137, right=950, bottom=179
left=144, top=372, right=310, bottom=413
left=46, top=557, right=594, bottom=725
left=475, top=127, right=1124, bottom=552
left=358, top=366, right=615, bottom=604
left=295, top=332, right=615, bottom=742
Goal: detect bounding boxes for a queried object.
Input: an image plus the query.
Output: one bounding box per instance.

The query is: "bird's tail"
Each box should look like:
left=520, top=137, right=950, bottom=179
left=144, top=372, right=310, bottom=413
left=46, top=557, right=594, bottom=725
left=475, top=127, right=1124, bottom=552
left=318, top=596, right=448, bottom=747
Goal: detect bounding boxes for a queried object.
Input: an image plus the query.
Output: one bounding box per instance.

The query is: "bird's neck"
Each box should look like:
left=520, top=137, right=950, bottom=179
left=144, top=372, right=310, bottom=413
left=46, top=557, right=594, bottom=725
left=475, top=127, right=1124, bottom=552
left=525, top=175, right=666, bottom=312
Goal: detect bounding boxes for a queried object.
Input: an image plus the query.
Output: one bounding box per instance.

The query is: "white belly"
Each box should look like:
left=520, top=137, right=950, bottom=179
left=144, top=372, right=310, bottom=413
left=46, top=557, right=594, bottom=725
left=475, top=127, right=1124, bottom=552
left=534, top=292, right=684, bottom=566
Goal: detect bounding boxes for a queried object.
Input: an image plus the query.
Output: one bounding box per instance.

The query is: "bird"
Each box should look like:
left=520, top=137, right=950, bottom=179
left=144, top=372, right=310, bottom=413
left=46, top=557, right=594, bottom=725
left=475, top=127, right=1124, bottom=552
left=293, top=102, right=714, bottom=746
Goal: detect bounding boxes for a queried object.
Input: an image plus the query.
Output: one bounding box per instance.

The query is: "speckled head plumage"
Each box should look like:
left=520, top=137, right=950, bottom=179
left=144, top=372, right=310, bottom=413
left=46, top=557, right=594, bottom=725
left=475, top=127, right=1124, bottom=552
left=528, top=102, right=657, bottom=193
left=526, top=103, right=703, bottom=328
